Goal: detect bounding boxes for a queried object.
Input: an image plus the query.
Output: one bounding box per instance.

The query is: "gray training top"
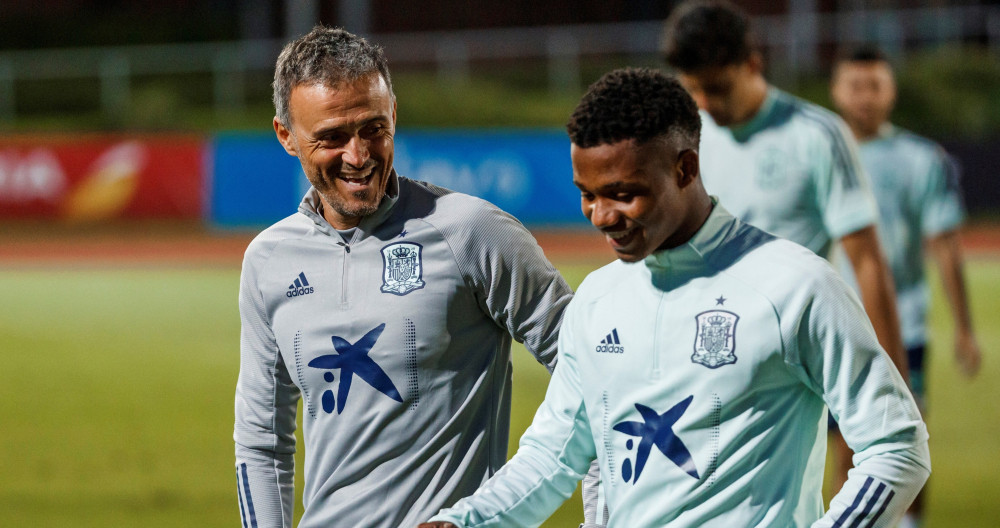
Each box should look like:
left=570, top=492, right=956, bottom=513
left=234, top=171, right=573, bottom=528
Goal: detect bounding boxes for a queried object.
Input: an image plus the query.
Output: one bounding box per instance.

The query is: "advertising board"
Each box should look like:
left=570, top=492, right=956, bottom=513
left=211, top=129, right=584, bottom=227
left=0, top=135, right=206, bottom=221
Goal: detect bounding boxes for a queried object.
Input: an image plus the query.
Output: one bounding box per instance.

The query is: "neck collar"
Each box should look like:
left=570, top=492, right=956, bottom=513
left=728, top=86, right=779, bottom=141
left=643, top=198, right=736, bottom=275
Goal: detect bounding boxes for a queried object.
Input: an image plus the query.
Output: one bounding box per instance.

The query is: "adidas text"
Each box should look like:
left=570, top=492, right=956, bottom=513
left=287, top=272, right=314, bottom=298
left=595, top=344, right=625, bottom=354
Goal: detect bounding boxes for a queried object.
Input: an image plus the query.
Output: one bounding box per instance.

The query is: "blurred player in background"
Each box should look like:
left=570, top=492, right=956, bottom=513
left=660, top=1, right=911, bottom=501
left=234, top=26, right=575, bottom=528
left=419, top=67, right=929, bottom=528
left=831, top=45, right=983, bottom=528
left=660, top=0, right=907, bottom=371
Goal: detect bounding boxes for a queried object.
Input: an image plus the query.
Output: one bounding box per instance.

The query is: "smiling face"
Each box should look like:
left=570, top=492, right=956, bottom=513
left=274, top=73, right=396, bottom=229
left=572, top=137, right=704, bottom=262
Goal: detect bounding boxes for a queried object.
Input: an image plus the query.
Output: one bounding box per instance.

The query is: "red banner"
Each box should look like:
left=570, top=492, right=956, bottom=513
left=0, top=135, right=206, bottom=221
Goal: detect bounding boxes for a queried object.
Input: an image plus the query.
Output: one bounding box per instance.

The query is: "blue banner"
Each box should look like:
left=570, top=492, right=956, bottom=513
left=211, top=132, right=304, bottom=227
left=210, top=129, right=585, bottom=227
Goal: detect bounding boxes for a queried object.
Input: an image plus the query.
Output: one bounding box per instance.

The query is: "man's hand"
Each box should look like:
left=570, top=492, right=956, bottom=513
left=955, top=329, right=982, bottom=378
left=418, top=523, right=457, bottom=528
left=927, top=231, right=982, bottom=379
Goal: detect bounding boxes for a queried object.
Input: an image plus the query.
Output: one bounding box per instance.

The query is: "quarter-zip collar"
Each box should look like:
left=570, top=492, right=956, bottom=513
left=298, top=169, right=402, bottom=242
left=643, top=199, right=744, bottom=289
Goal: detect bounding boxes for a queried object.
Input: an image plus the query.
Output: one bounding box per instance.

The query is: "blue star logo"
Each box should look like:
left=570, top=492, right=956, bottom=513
left=308, top=323, right=403, bottom=414
left=612, top=396, right=699, bottom=483
left=715, top=295, right=726, bottom=306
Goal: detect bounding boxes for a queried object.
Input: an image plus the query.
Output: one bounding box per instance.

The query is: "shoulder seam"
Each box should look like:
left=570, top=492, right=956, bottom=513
left=796, top=105, right=862, bottom=189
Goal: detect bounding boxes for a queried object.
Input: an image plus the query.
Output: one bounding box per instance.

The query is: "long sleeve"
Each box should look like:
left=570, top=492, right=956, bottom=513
left=234, top=243, right=301, bottom=528
left=784, top=269, right=930, bottom=528
left=428, top=306, right=596, bottom=527
left=436, top=197, right=573, bottom=371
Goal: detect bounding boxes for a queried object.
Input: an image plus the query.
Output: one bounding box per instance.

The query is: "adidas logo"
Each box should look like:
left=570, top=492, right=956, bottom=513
left=595, top=328, right=625, bottom=354
left=286, top=272, right=315, bottom=298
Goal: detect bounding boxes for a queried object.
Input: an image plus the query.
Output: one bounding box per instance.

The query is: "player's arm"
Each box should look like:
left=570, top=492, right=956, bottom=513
left=926, top=230, right=981, bottom=376
left=439, top=200, right=573, bottom=371
left=423, top=307, right=596, bottom=528
left=470, top=206, right=609, bottom=528
left=813, top=115, right=908, bottom=381
left=234, top=247, right=300, bottom=528
left=790, top=268, right=930, bottom=527
left=921, top=150, right=979, bottom=377
left=839, top=226, right=909, bottom=381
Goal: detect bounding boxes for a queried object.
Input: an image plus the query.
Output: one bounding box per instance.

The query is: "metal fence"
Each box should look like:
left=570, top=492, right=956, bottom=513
left=1, top=5, right=998, bottom=122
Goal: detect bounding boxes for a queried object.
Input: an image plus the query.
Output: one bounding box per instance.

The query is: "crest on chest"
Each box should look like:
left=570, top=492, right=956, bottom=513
left=692, top=309, right=739, bottom=368
left=380, top=242, right=426, bottom=296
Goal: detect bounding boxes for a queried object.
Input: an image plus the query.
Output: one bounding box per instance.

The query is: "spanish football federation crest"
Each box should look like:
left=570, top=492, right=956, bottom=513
left=692, top=310, right=739, bottom=368
left=380, top=242, right=425, bottom=295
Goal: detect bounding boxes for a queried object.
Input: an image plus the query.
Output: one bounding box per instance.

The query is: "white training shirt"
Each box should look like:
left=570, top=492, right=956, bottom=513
left=698, top=87, right=879, bottom=258
left=431, top=203, right=929, bottom=527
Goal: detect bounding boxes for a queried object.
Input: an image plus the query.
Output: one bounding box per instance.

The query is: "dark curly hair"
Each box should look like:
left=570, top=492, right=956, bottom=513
left=661, top=1, right=754, bottom=72
left=566, top=67, right=701, bottom=150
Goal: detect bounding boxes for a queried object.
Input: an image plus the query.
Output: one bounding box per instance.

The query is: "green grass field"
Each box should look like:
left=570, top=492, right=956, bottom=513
left=1, top=258, right=997, bottom=527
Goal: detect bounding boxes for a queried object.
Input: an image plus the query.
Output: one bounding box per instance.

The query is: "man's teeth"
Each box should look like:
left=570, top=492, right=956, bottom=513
left=608, top=229, right=634, bottom=241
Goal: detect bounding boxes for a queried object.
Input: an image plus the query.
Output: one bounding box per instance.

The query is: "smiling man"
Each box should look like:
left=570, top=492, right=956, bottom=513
left=420, top=68, right=929, bottom=528
left=234, top=27, right=574, bottom=528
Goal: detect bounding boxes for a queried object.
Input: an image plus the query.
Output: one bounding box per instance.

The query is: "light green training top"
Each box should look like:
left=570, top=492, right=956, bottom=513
left=698, top=87, right=878, bottom=259
left=837, top=124, right=965, bottom=348
left=429, top=203, right=929, bottom=527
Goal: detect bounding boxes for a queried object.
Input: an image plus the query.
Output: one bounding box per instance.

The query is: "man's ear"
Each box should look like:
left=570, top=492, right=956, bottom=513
left=676, top=149, right=700, bottom=189
left=274, top=117, right=298, bottom=157
left=746, top=51, right=764, bottom=76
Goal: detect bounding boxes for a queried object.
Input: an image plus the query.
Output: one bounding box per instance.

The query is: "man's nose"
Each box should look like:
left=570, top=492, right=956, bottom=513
left=588, top=199, right=620, bottom=229
left=342, top=136, right=370, bottom=168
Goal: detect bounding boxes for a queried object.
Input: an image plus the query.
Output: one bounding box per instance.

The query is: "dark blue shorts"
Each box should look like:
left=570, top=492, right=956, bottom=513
left=828, top=345, right=926, bottom=432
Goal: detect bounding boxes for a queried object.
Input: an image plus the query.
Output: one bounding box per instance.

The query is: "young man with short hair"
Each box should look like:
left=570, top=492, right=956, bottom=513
left=419, top=67, right=929, bottom=528
left=831, top=45, right=982, bottom=528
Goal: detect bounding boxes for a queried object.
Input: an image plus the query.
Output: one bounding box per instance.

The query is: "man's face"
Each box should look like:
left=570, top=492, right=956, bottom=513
left=274, top=73, right=396, bottom=229
left=571, top=138, right=691, bottom=263
left=831, top=61, right=896, bottom=137
left=678, top=61, right=759, bottom=127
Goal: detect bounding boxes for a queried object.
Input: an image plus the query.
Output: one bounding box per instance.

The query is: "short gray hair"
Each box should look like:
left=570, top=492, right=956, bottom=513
left=273, top=26, right=394, bottom=128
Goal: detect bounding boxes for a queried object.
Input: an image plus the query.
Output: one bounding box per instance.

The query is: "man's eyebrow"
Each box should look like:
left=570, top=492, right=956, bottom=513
left=573, top=180, right=644, bottom=192
left=596, top=181, right=644, bottom=192
left=312, top=116, right=391, bottom=137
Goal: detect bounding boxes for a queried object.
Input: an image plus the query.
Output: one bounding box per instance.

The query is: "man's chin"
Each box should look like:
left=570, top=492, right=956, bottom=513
left=342, top=201, right=381, bottom=218
left=612, top=248, right=646, bottom=263
left=707, top=115, right=729, bottom=127
left=321, top=193, right=382, bottom=220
